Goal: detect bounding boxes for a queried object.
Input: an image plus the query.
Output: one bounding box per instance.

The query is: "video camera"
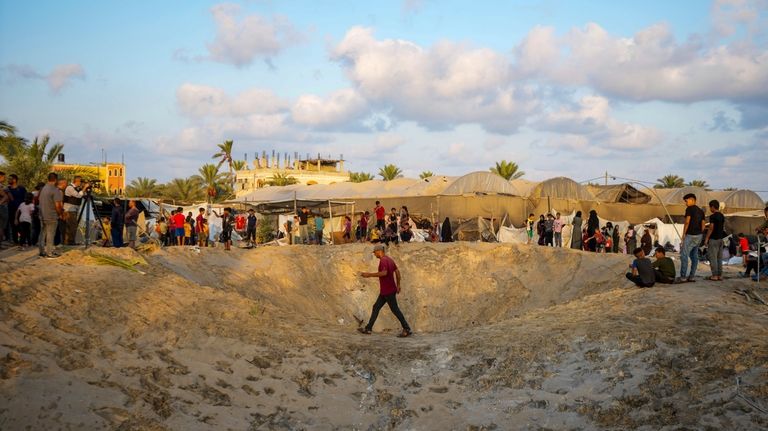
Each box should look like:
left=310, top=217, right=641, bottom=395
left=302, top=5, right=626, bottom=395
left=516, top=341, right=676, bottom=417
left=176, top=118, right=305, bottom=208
left=84, top=179, right=101, bottom=194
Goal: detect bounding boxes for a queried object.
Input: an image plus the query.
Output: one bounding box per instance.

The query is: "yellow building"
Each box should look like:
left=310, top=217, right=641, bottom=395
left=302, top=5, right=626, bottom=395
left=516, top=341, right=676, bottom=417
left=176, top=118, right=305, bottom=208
left=235, top=152, right=349, bottom=198
left=52, top=162, right=126, bottom=195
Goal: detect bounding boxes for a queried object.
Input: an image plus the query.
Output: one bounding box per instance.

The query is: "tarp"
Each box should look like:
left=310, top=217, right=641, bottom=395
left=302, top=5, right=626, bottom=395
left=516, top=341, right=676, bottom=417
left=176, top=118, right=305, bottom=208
left=440, top=172, right=521, bottom=196
left=710, top=190, right=765, bottom=210
left=587, top=184, right=652, bottom=204
left=531, top=177, right=595, bottom=202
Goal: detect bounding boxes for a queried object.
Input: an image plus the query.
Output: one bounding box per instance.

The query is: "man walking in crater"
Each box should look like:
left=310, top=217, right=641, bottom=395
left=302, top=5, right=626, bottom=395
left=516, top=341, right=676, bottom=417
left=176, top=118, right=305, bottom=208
left=358, top=244, right=412, bottom=338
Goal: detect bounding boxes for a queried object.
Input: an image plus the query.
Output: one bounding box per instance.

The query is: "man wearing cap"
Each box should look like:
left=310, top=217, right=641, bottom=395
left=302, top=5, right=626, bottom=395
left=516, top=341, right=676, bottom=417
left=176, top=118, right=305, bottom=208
left=680, top=193, right=706, bottom=282
left=358, top=244, right=412, bottom=338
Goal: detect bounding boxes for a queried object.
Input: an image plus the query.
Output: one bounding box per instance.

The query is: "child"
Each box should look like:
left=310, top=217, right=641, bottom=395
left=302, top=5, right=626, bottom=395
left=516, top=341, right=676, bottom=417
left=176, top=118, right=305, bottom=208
left=737, top=233, right=749, bottom=255
left=526, top=213, right=535, bottom=245
left=370, top=226, right=382, bottom=243
left=626, top=247, right=655, bottom=288
left=15, top=193, right=35, bottom=248
left=200, top=218, right=209, bottom=247
left=652, top=247, right=676, bottom=284
left=343, top=216, right=352, bottom=243
left=156, top=217, right=168, bottom=246
left=183, top=216, right=192, bottom=246
left=213, top=207, right=233, bottom=251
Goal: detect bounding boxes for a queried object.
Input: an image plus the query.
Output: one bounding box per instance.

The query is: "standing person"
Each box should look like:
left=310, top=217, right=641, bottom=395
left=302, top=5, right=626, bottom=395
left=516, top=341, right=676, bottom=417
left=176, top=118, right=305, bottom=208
left=570, top=211, right=583, bottom=250
left=30, top=182, right=44, bottom=246
left=536, top=215, right=546, bottom=245
left=200, top=217, right=209, bottom=247
left=55, top=179, right=68, bottom=245
left=553, top=212, right=564, bottom=247
left=197, top=208, right=208, bottom=247
left=641, top=229, right=653, bottom=256
left=38, top=173, right=63, bottom=258
left=245, top=209, right=257, bottom=247
left=187, top=212, right=196, bottom=245
left=110, top=198, right=124, bottom=248
left=124, top=200, right=140, bottom=249
left=0, top=171, right=9, bottom=248
left=168, top=210, right=176, bottom=246
left=293, top=215, right=301, bottom=244
left=399, top=206, right=409, bottom=226
left=7, top=174, right=27, bottom=245
left=297, top=206, right=310, bottom=244
left=358, top=244, right=412, bottom=338
left=526, top=213, right=536, bottom=245
left=652, top=247, right=677, bottom=284
left=343, top=215, right=352, bottom=243
left=183, top=215, right=193, bottom=245
left=374, top=201, right=386, bottom=231
left=441, top=217, right=453, bottom=242
left=14, top=193, right=34, bottom=248
left=156, top=217, right=168, bottom=246
left=283, top=216, right=293, bottom=245
left=604, top=223, right=614, bottom=253
left=62, top=176, right=89, bottom=245
left=680, top=193, right=706, bottom=282
left=626, top=248, right=655, bottom=288
left=172, top=208, right=186, bottom=246
left=624, top=225, right=637, bottom=255
left=612, top=223, right=621, bottom=253
left=360, top=211, right=370, bottom=243
left=704, top=200, right=726, bottom=281
left=213, top=207, right=233, bottom=251
left=314, top=214, right=325, bottom=245
left=544, top=214, right=555, bottom=246
left=586, top=210, right=599, bottom=252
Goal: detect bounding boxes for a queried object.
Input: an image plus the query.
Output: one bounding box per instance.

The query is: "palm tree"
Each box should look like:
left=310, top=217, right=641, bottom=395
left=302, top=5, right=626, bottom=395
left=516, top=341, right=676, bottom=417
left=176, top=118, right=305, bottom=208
left=161, top=177, right=205, bottom=204
left=126, top=177, right=160, bottom=198
left=687, top=179, right=710, bottom=189
left=231, top=160, right=247, bottom=171
left=419, top=171, right=434, bottom=179
left=654, top=174, right=685, bottom=189
left=349, top=172, right=374, bottom=183
left=267, top=172, right=299, bottom=186
left=0, top=134, right=64, bottom=187
left=212, top=140, right=235, bottom=189
left=490, top=160, right=525, bottom=180
left=193, top=163, right=229, bottom=202
left=378, top=164, right=402, bottom=181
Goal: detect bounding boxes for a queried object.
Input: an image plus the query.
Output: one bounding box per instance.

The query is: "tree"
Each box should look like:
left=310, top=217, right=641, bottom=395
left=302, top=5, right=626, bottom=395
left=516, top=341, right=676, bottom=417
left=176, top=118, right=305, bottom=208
left=0, top=133, right=64, bottom=187
left=192, top=163, right=230, bottom=202
left=231, top=160, right=247, bottom=171
left=687, top=179, right=710, bottom=189
left=378, top=164, right=402, bottom=181
left=349, top=172, right=374, bottom=183
left=490, top=160, right=525, bottom=180
left=212, top=140, right=235, bottom=189
left=419, top=171, right=434, bottom=179
left=654, top=174, right=685, bottom=189
left=267, top=172, right=299, bottom=186
left=161, top=177, right=205, bottom=204
left=126, top=177, right=160, bottom=198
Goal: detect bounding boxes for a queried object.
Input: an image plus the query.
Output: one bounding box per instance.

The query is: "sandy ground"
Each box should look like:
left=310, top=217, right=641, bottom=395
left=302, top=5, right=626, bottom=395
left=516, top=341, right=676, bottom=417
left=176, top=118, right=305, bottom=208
left=0, top=242, right=767, bottom=430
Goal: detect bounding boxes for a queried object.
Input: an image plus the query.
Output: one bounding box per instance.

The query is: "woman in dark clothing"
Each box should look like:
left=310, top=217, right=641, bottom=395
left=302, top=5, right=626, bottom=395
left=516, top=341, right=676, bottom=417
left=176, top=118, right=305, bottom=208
left=441, top=217, right=453, bottom=242
left=571, top=211, right=582, bottom=250
left=586, top=210, right=599, bottom=252
left=536, top=215, right=546, bottom=245
left=612, top=223, right=620, bottom=253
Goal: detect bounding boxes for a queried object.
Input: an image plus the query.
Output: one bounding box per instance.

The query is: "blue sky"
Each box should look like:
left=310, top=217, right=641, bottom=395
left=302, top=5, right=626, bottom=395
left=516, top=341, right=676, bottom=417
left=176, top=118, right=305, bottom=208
left=1, top=0, right=766, bottom=194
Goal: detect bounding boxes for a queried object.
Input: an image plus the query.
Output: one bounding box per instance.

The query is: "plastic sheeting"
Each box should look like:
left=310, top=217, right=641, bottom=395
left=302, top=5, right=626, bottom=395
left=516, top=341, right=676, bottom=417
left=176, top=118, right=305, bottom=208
left=441, top=172, right=521, bottom=196
left=649, top=186, right=711, bottom=206
left=709, top=190, right=765, bottom=210
left=530, top=177, right=594, bottom=201
left=587, top=184, right=652, bottom=204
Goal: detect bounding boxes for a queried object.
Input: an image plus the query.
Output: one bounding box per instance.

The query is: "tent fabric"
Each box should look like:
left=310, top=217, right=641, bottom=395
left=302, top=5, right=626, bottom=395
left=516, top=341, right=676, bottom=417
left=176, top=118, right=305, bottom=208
left=509, top=179, right=538, bottom=197
left=440, top=172, right=521, bottom=196
left=710, top=190, right=765, bottom=210
left=649, top=186, right=711, bottom=206
left=530, top=177, right=595, bottom=201
left=587, top=184, right=652, bottom=204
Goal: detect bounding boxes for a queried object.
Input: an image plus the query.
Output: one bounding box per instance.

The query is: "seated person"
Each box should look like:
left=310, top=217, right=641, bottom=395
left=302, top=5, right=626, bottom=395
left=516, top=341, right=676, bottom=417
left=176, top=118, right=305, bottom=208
left=626, top=247, right=655, bottom=288
left=742, top=246, right=767, bottom=279
left=400, top=222, right=413, bottom=243
left=651, top=246, right=676, bottom=284
left=369, top=226, right=382, bottom=243
left=383, top=225, right=399, bottom=246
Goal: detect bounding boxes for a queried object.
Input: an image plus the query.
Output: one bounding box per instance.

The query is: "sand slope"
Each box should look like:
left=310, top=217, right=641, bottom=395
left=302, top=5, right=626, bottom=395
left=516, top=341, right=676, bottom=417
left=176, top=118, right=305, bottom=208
left=1, top=243, right=767, bottom=430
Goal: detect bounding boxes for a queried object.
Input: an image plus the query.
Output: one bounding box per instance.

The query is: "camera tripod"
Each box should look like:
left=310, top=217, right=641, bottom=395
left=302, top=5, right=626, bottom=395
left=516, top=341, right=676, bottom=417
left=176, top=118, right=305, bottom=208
left=76, top=191, right=108, bottom=249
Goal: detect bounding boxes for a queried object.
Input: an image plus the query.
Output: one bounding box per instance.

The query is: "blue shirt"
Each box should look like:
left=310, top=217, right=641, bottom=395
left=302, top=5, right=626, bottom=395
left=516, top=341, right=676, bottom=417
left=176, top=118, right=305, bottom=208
left=315, top=217, right=324, bottom=231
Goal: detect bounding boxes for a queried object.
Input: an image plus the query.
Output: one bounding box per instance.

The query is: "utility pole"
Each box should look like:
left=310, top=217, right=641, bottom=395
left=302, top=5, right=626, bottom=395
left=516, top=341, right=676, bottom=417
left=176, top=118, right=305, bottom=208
left=605, top=171, right=608, bottom=186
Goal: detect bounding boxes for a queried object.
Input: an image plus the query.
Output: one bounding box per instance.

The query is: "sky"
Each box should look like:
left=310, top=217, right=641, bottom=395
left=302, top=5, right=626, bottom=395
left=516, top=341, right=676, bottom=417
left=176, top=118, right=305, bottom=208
left=1, top=0, right=767, bottom=193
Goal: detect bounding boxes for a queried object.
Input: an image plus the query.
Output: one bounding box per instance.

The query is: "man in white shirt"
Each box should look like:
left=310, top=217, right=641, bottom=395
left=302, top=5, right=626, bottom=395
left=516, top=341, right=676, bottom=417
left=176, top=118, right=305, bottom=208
left=62, top=176, right=89, bottom=245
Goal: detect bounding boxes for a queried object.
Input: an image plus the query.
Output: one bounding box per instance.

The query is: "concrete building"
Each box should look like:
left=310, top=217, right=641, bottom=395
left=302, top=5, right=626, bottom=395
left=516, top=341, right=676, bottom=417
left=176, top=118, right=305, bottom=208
left=52, top=154, right=126, bottom=195
left=235, top=151, right=348, bottom=198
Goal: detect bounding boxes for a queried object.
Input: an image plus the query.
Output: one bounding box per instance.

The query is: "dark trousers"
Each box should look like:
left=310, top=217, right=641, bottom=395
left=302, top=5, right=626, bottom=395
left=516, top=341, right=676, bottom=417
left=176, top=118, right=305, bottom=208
left=111, top=225, right=124, bottom=248
left=246, top=227, right=256, bottom=242
left=365, top=293, right=410, bottom=332
left=31, top=217, right=41, bottom=245
left=376, top=219, right=385, bottom=231
left=545, top=231, right=553, bottom=246
left=626, top=272, right=654, bottom=287
left=18, top=221, right=31, bottom=246
left=654, top=270, right=675, bottom=284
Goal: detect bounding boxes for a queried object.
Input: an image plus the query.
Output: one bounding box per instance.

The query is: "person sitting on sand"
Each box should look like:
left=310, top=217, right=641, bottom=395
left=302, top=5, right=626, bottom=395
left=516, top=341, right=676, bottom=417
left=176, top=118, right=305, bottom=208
left=358, top=244, right=412, bottom=338
left=369, top=226, right=382, bottom=243
left=651, top=247, right=676, bottom=284
left=626, top=247, right=655, bottom=288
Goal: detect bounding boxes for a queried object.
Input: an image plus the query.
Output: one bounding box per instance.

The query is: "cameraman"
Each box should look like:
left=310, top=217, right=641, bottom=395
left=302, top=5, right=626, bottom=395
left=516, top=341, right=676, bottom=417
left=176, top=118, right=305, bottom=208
left=62, top=175, right=89, bottom=245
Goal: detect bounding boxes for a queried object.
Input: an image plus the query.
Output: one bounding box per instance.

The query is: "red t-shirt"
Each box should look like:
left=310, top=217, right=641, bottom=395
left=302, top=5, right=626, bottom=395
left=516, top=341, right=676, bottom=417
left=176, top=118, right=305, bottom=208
left=377, top=256, right=398, bottom=296
left=196, top=214, right=205, bottom=232
left=739, top=237, right=749, bottom=252
left=375, top=206, right=385, bottom=221
left=235, top=215, right=246, bottom=230
left=172, top=213, right=185, bottom=229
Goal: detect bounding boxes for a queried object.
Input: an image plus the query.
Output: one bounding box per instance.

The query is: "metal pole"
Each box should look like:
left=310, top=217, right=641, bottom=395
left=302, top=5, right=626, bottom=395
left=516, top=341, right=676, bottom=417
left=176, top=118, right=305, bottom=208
left=328, top=200, right=334, bottom=245
left=84, top=197, right=91, bottom=249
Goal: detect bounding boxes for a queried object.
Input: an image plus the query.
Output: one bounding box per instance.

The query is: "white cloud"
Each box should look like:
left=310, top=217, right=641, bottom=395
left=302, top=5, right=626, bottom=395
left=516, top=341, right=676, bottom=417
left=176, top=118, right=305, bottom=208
left=4, top=63, right=85, bottom=94
left=176, top=83, right=288, bottom=118
left=374, top=133, right=406, bottom=150
left=206, top=3, right=302, bottom=67
left=331, top=26, right=538, bottom=133
left=291, top=88, right=368, bottom=127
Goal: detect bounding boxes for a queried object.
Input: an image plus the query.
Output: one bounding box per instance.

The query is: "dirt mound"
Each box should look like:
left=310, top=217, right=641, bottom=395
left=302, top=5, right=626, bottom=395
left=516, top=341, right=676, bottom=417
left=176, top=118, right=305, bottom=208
left=1, top=243, right=767, bottom=430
